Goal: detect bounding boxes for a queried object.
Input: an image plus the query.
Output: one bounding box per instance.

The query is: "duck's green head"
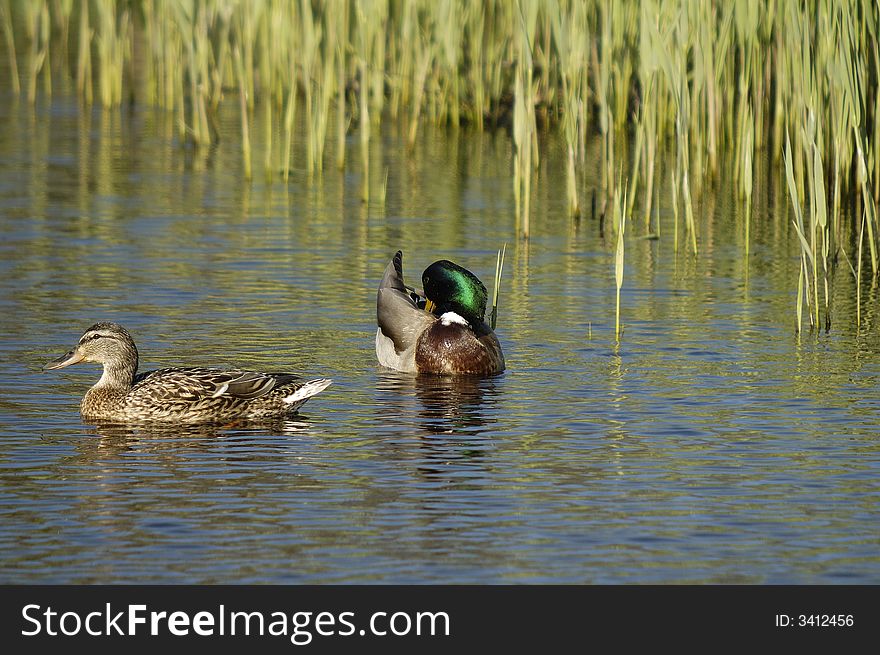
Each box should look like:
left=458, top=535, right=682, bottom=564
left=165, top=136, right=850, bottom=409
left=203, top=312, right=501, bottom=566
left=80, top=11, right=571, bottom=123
left=422, top=260, right=488, bottom=324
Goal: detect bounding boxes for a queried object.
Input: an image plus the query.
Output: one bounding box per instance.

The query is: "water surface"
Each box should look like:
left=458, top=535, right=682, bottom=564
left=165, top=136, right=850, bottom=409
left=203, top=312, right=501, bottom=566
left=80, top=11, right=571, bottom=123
left=1, top=94, right=878, bottom=583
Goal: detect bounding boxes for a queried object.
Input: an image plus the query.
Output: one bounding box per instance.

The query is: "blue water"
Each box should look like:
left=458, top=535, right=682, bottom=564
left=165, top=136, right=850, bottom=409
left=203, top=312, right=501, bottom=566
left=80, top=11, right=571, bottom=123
left=1, top=95, right=878, bottom=583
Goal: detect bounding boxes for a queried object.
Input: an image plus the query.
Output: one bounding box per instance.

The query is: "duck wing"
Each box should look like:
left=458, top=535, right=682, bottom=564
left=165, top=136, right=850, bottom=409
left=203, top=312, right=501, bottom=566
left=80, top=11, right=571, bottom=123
left=132, top=368, right=291, bottom=402
left=377, top=250, right=435, bottom=354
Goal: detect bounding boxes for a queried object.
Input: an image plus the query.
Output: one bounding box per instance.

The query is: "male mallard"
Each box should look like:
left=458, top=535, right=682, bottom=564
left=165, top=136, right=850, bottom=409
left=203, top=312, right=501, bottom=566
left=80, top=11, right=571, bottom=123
left=375, top=251, right=505, bottom=375
left=44, top=322, right=332, bottom=423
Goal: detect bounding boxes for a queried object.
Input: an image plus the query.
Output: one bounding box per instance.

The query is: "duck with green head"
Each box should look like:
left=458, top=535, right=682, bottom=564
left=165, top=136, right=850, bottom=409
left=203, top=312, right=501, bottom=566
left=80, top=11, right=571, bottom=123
left=375, top=251, right=505, bottom=375
left=44, top=322, right=332, bottom=423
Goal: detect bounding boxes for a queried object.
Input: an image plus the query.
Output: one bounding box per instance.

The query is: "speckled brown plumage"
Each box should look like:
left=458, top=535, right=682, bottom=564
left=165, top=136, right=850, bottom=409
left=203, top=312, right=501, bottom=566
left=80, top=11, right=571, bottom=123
left=44, top=322, right=331, bottom=423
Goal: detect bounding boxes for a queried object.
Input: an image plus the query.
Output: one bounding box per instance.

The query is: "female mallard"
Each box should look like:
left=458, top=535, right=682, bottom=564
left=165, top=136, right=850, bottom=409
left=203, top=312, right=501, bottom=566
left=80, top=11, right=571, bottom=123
left=375, top=251, right=505, bottom=375
left=44, top=322, right=332, bottom=423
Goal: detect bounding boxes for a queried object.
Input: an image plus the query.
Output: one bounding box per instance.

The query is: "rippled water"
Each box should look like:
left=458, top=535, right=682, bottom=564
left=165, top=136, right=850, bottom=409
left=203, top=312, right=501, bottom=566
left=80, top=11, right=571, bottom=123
left=1, top=93, right=879, bottom=583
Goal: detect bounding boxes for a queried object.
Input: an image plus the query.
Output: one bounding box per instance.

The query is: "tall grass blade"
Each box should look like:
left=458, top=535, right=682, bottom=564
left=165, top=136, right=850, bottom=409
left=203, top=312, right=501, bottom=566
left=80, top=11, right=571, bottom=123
left=490, top=243, right=507, bottom=330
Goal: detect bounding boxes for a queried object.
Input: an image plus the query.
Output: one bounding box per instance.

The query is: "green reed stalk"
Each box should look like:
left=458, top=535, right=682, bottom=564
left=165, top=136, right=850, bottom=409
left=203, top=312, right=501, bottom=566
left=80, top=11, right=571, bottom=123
left=670, top=168, right=678, bottom=252
left=356, top=0, right=382, bottom=199
left=811, top=143, right=829, bottom=329
left=174, top=35, right=188, bottom=143
left=626, top=105, right=644, bottom=221
left=177, top=6, right=199, bottom=142
left=557, top=0, right=590, bottom=219
left=636, top=1, right=661, bottom=227
left=334, top=0, right=348, bottom=171
left=854, top=127, right=879, bottom=286
left=0, top=0, right=20, bottom=96
left=513, top=0, right=537, bottom=239
left=490, top=243, right=507, bottom=330
left=281, top=49, right=297, bottom=181
left=467, top=1, right=486, bottom=129
left=208, top=7, right=231, bottom=119
left=512, top=68, right=528, bottom=237
left=741, top=109, right=754, bottom=260
left=594, top=0, right=613, bottom=214
left=784, top=130, right=814, bottom=334
left=315, top=46, right=334, bottom=175
left=366, top=1, right=386, bottom=123
left=406, top=33, right=431, bottom=150
left=233, top=44, right=251, bottom=181
left=656, top=10, right=696, bottom=255
left=563, top=92, right=580, bottom=218
left=258, top=9, right=272, bottom=180
left=23, top=1, right=46, bottom=105
left=856, top=212, right=865, bottom=328
left=242, top=7, right=255, bottom=113
left=614, top=178, right=627, bottom=343
left=641, top=90, right=657, bottom=230
left=37, top=1, right=51, bottom=101
left=733, top=0, right=758, bottom=189
left=359, top=55, right=370, bottom=202
left=94, top=0, right=117, bottom=107
left=11, top=0, right=880, bottom=330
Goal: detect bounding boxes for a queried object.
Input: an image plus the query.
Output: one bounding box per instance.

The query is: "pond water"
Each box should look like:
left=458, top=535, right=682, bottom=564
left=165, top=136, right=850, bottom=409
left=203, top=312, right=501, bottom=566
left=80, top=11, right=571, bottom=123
left=1, top=92, right=878, bottom=584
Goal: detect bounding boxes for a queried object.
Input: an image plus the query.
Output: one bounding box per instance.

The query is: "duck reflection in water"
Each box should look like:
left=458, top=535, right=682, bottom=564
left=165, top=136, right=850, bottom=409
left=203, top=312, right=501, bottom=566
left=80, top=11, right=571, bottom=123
left=412, top=374, right=500, bottom=436
left=375, top=370, right=501, bottom=485
left=376, top=370, right=500, bottom=437
left=57, top=417, right=322, bottom=467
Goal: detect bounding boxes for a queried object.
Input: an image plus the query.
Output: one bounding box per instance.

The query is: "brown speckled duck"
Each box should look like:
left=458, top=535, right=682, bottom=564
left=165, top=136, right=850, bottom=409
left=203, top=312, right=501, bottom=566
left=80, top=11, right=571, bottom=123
left=375, top=251, right=505, bottom=375
left=44, top=322, right=332, bottom=423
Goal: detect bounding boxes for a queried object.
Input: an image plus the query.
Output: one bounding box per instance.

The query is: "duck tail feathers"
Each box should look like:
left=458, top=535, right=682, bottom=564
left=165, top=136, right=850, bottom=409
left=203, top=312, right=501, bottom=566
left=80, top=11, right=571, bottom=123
left=379, top=250, right=407, bottom=293
left=282, top=378, right=333, bottom=404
